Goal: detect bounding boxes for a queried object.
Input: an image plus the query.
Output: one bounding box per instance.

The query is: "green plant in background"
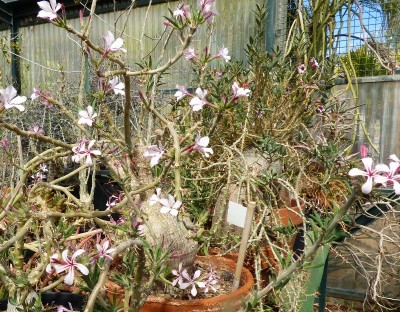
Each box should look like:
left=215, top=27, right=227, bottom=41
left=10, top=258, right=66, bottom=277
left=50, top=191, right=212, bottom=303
left=340, top=44, right=390, bottom=77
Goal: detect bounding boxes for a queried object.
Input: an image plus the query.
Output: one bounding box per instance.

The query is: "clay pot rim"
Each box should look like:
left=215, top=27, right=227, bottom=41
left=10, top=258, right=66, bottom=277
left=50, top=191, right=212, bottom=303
left=147, top=256, right=254, bottom=306
left=105, top=255, right=254, bottom=306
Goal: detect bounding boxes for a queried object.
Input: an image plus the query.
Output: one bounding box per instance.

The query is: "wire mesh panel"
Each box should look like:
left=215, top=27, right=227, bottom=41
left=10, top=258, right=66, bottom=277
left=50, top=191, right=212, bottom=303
left=335, top=0, right=400, bottom=77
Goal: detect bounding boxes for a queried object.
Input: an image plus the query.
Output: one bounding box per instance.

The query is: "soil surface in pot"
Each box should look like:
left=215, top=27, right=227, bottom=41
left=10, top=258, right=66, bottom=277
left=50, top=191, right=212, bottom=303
left=107, top=256, right=245, bottom=301
left=152, top=256, right=241, bottom=300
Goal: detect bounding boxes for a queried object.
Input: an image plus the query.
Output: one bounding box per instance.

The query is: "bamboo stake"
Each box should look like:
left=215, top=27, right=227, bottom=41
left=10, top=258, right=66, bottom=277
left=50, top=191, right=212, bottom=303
left=232, top=201, right=256, bottom=291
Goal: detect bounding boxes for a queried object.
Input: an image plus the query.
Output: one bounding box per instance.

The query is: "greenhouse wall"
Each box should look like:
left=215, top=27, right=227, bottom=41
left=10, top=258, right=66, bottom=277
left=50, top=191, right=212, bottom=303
left=337, top=76, right=400, bottom=162
left=9, top=0, right=265, bottom=95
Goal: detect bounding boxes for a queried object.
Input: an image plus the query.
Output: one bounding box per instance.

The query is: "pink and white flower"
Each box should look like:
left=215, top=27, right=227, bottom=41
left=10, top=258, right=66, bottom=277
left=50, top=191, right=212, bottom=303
left=379, top=161, right=400, bottom=194
left=180, top=269, right=206, bottom=296
left=149, top=188, right=162, bottom=206
left=174, top=85, right=189, bottom=101
left=159, top=194, right=182, bottom=216
left=172, top=263, right=184, bottom=286
left=183, top=46, right=196, bottom=60
left=72, top=139, right=101, bottom=166
left=143, top=142, right=165, bottom=167
left=298, top=64, right=306, bottom=74
left=189, top=88, right=209, bottom=111
left=103, top=31, right=127, bottom=53
left=192, top=136, right=213, bottom=157
left=309, top=57, right=319, bottom=69
left=29, top=124, right=45, bottom=135
left=46, top=249, right=89, bottom=285
left=198, top=0, right=218, bottom=22
left=232, top=82, right=250, bottom=99
left=348, top=157, right=389, bottom=194
left=173, top=5, right=190, bottom=18
left=108, top=77, right=125, bottom=96
left=215, top=47, right=230, bottom=62
left=95, top=240, right=116, bottom=261
left=78, top=106, right=97, bottom=126
left=31, top=87, right=41, bottom=100
left=0, top=85, right=27, bottom=112
left=37, top=0, right=62, bottom=21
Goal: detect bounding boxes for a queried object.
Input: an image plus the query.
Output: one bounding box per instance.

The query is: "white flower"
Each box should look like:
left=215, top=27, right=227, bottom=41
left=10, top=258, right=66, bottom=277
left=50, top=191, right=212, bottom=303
left=193, top=136, right=213, bottom=157
left=183, top=46, right=196, bottom=60
left=298, top=64, right=306, bottom=74
left=72, top=140, right=101, bottom=166
left=37, top=0, right=61, bottom=20
left=46, top=249, right=89, bottom=285
left=174, top=85, right=188, bottom=101
left=149, top=188, right=162, bottom=206
left=232, top=82, right=250, bottom=99
left=159, top=194, right=182, bottom=216
left=0, top=85, right=27, bottom=112
left=103, top=31, right=127, bottom=53
left=189, top=88, right=209, bottom=111
left=109, top=77, right=125, bottom=96
left=180, top=269, right=206, bottom=297
left=78, top=106, right=97, bottom=127
left=143, top=142, right=165, bottom=167
left=95, top=240, right=116, bottom=261
left=217, top=47, right=230, bottom=62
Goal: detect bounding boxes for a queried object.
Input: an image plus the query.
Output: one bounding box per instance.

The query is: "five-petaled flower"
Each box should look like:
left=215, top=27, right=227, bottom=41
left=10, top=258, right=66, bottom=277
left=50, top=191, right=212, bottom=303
left=189, top=88, right=209, bottom=111
left=143, top=142, right=165, bottom=167
left=198, top=0, right=218, bottom=22
left=103, top=31, right=127, bottom=53
left=174, top=85, right=189, bottom=101
left=214, top=47, right=230, bottom=62
left=203, top=268, right=220, bottom=293
left=95, top=240, right=116, bottom=261
left=0, top=85, right=27, bottom=112
left=192, top=136, right=213, bottom=157
left=183, top=46, right=196, bottom=60
left=172, top=263, right=184, bottom=286
left=46, top=249, right=89, bottom=285
left=173, top=5, right=190, bottom=18
left=37, top=0, right=61, bottom=21
left=348, top=157, right=389, bottom=194
left=159, top=194, right=182, bottom=216
left=72, top=140, right=102, bottom=166
left=31, top=87, right=41, bottom=100
left=298, top=64, right=306, bottom=74
left=78, top=106, right=97, bottom=127
left=149, top=188, right=162, bottom=206
left=232, top=82, right=250, bottom=99
left=108, top=77, right=125, bottom=96
left=180, top=269, right=206, bottom=297
left=29, top=124, right=45, bottom=135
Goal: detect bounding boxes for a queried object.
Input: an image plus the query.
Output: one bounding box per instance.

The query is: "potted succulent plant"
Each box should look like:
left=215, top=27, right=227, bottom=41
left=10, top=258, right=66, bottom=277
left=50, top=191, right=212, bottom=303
left=0, top=0, right=258, bottom=311
left=0, top=0, right=370, bottom=311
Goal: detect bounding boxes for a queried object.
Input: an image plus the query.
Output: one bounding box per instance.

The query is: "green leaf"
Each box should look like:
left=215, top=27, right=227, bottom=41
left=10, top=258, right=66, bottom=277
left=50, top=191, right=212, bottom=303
left=299, top=243, right=330, bottom=312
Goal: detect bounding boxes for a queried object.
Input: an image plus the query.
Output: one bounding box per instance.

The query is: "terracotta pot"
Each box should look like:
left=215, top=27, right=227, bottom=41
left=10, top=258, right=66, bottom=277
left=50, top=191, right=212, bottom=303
left=271, top=199, right=305, bottom=227
left=105, top=255, right=254, bottom=312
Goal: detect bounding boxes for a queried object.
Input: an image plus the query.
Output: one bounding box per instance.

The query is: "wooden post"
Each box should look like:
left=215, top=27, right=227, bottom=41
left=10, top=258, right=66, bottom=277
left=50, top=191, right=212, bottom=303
left=232, top=201, right=256, bottom=291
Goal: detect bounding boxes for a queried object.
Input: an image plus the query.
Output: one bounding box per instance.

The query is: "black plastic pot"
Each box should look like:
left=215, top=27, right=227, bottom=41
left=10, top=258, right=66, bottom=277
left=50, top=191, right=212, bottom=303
left=63, top=169, right=122, bottom=220
left=0, top=292, right=85, bottom=311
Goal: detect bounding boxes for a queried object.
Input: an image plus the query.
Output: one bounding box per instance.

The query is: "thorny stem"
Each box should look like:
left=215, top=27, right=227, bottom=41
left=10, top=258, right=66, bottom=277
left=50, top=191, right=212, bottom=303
left=0, top=219, right=33, bottom=253
left=123, top=74, right=133, bottom=153
left=84, top=238, right=143, bottom=312
left=239, top=190, right=357, bottom=310
left=133, top=245, right=146, bottom=311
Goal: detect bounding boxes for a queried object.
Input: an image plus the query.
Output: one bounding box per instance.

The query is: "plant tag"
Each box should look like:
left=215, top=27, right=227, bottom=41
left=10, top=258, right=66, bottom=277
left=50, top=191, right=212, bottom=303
left=227, top=201, right=247, bottom=228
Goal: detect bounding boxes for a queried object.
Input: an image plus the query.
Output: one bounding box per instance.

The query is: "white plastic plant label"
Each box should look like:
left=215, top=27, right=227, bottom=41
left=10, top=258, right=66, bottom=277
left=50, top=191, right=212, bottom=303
left=227, top=201, right=247, bottom=228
